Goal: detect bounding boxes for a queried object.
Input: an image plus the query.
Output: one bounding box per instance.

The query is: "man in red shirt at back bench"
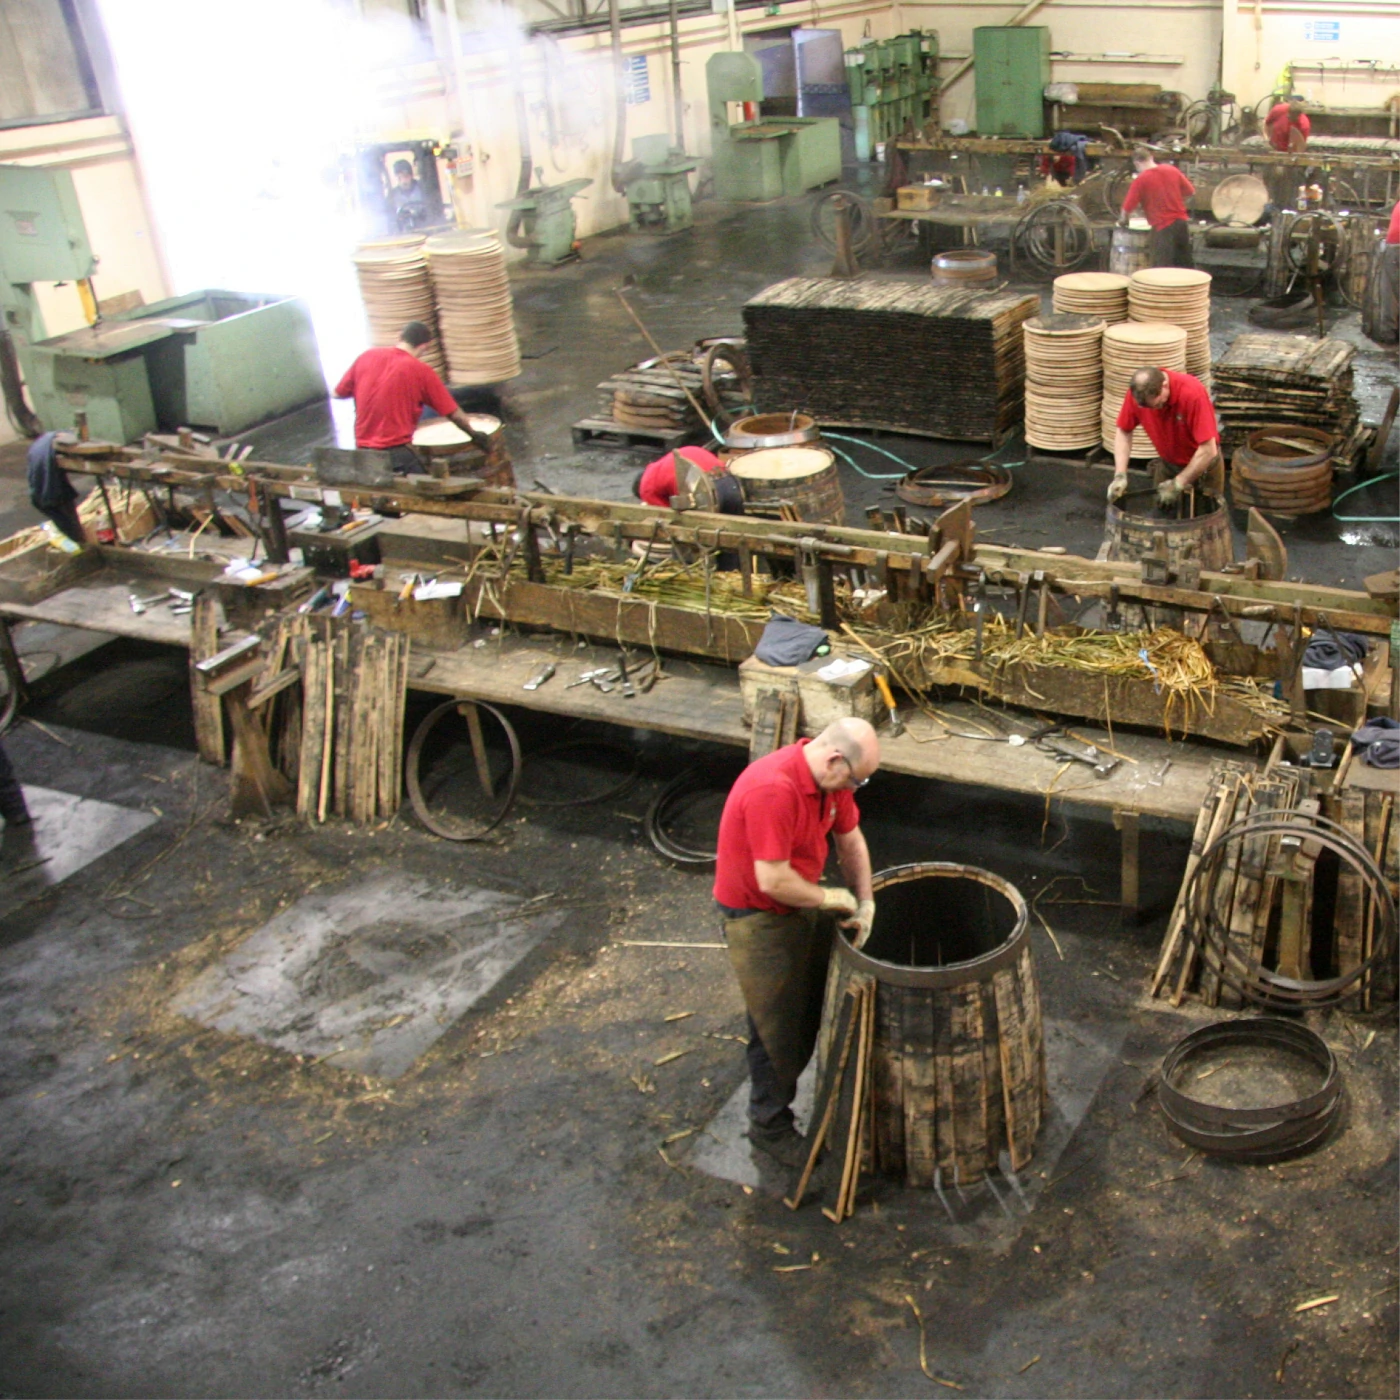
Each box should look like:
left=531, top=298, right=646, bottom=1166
left=335, top=321, right=488, bottom=474
left=1265, top=99, right=1310, bottom=153
left=1119, top=147, right=1195, bottom=269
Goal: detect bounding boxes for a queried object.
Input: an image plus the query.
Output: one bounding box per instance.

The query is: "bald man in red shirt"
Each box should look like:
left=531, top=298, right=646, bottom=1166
left=1120, top=147, right=1195, bottom=269
left=1265, top=100, right=1310, bottom=153
left=1107, top=366, right=1222, bottom=508
left=714, top=719, right=879, bottom=1166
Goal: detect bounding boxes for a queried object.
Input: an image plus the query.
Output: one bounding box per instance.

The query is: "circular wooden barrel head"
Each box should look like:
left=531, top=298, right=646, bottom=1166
left=730, top=446, right=836, bottom=479
left=1210, top=175, right=1269, bottom=226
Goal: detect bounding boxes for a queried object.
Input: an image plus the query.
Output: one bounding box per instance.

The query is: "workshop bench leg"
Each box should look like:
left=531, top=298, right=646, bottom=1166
left=1114, top=809, right=1141, bottom=919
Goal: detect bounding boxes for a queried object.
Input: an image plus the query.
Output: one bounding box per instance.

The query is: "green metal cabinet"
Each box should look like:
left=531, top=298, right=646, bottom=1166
left=973, top=27, right=1050, bottom=138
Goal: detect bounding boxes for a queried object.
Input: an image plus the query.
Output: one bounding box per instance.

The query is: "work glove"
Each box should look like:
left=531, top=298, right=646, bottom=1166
left=818, top=886, right=859, bottom=918
left=1106, top=474, right=1128, bottom=504
left=1156, top=477, right=1184, bottom=509
left=842, top=898, right=877, bottom=949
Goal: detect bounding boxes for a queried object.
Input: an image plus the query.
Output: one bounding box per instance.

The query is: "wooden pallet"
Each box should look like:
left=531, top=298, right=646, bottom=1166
left=1025, top=444, right=1110, bottom=470
left=570, top=417, right=698, bottom=451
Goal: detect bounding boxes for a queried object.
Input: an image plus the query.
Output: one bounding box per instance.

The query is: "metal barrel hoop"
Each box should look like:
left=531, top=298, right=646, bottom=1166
left=405, top=698, right=523, bottom=842
left=1181, top=807, right=1398, bottom=1009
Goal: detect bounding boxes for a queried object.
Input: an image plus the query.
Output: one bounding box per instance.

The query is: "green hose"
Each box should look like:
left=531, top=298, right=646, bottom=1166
left=1332, top=472, right=1399, bottom=524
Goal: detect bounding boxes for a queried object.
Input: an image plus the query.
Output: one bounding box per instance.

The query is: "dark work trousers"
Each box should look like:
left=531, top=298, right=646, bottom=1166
left=721, top=906, right=837, bottom=1130
left=1149, top=219, right=1194, bottom=269
left=0, top=739, right=29, bottom=823
left=388, top=445, right=423, bottom=475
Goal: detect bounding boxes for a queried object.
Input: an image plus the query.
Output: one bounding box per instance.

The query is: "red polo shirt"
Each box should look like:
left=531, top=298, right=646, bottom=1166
left=1265, top=103, right=1310, bottom=152
left=1387, top=199, right=1400, bottom=245
left=636, top=447, right=722, bottom=508
left=1116, top=370, right=1218, bottom=468
left=334, top=346, right=459, bottom=449
left=1121, top=164, right=1194, bottom=231
left=713, top=739, right=860, bottom=913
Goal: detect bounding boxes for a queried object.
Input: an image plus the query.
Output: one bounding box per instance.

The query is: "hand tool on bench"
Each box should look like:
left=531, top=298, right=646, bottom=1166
left=873, top=671, right=904, bottom=737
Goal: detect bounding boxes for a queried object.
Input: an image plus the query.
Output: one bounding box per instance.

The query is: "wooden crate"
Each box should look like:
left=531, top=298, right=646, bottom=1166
left=897, top=185, right=941, bottom=211
left=348, top=581, right=470, bottom=649
left=738, top=652, right=882, bottom=735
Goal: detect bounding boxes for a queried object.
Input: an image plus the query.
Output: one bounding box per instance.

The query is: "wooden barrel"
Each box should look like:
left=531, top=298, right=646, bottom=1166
left=1104, top=494, right=1234, bottom=571
left=1109, top=225, right=1152, bottom=277
left=728, top=445, right=845, bottom=524
left=411, top=414, right=514, bottom=489
left=1230, top=425, right=1334, bottom=517
left=725, top=412, right=822, bottom=450
left=931, top=248, right=998, bottom=286
left=818, top=863, right=1045, bottom=1186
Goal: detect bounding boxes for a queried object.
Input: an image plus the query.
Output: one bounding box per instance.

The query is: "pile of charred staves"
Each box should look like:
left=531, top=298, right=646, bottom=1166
left=1152, top=759, right=1398, bottom=1010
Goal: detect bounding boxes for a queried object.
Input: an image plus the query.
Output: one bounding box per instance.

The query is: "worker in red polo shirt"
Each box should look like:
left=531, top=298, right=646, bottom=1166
left=632, top=446, right=723, bottom=509
left=1265, top=99, right=1310, bottom=153
left=1107, top=366, right=1222, bottom=508
left=1119, top=147, right=1196, bottom=269
left=334, top=321, right=488, bottom=473
left=713, top=718, right=880, bottom=1167
left=1387, top=196, right=1400, bottom=246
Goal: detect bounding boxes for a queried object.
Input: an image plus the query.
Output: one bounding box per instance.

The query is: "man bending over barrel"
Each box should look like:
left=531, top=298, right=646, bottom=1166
left=1107, top=366, right=1223, bottom=510
left=713, top=719, right=880, bottom=1167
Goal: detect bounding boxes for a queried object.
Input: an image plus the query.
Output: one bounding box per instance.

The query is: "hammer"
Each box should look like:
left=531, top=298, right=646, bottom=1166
left=874, top=671, right=904, bottom=738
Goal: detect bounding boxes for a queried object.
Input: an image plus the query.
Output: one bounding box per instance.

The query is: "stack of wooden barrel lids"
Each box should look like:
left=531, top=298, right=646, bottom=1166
left=1101, top=321, right=1188, bottom=457
left=353, top=237, right=446, bottom=377
left=426, top=230, right=522, bottom=385
left=744, top=277, right=1039, bottom=445
left=1213, top=333, right=1367, bottom=473
left=1128, top=268, right=1212, bottom=387
left=1022, top=314, right=1104, bottom=451
left=1052, top=271, right=1130, bottom=324
left=594, top=352, right=746, bottom=439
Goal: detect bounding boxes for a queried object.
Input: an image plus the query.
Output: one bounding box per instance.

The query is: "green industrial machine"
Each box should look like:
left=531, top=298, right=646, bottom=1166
left=845, top=30, right=939, bottom=162
left=973, top=26, right=1051, bottom=138
left=498, top=175, right=593, bottom=266
left=623, top=134, right=699, bottom=235
left=706, top=52, right=842, bottom=202
left=0, top=164, right=325, bottom=443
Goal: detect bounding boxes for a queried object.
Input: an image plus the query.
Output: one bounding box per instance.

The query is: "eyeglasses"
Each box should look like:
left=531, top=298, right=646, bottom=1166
left=838, top=754, right=871, bottom=789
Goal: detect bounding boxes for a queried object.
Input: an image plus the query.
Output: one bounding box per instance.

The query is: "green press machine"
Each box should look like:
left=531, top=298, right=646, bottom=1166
left=0, top=164, right=325, bottom=444
left=706, top=52, right=841, bottom=202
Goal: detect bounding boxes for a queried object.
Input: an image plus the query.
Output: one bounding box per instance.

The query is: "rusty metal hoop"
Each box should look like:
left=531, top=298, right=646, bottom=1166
left=895, top=460, right=1013, bottom=509
left=700, top=340, right=753, bottom=429
left=1181, top=807, right=1398, bottom=1010
left=406, top=699, right=522, bottom=842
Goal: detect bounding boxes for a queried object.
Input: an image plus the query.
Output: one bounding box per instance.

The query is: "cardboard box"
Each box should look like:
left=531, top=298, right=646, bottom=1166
left=739, top=651, right=883, bottom=735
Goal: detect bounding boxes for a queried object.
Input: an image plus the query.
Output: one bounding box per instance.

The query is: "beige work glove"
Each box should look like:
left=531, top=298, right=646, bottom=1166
left=818, top=886, right=859, bottom=918
left=1156, top=477, right=1184, bottom=509
left=1106, top=474, right=1128, bottom=504
left=843, top=898, right=876, bottom=949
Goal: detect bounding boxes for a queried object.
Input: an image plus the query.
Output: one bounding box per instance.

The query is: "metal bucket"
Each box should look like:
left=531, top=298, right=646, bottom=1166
left=819, top=862, right=1044, bottom=1186
left=728, top=444, right=845, bottom=524
left=1109, top=226, right=1152, bottom=277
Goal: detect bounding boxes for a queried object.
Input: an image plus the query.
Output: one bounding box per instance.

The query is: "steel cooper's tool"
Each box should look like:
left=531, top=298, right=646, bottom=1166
left=617, top=652, right=636, bottom=699
left=523, top=664, right=556, bottom=692
left=873, top=671, right=904, bottom=737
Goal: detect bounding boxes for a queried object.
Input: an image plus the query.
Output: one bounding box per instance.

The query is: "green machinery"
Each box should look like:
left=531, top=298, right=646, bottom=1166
left=498, top=175, right=593, bottom=266
left=0, top=164, right=325, bottom=443
left=623, top=134, right=699, bottom=235
left=706, top=53, right=842, bottom=202
left=844, top=30, right=939, bottom=162
left=973, top=26, right=1051, bottom=139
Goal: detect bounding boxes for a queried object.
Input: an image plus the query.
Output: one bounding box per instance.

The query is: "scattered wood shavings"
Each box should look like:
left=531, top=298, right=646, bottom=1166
left=906, top=1296, right=964, bottom=1388
left=664, top=1011, right=696, bottom=1022
left=1018, top=1356, right=1040, bottom=1374
left=630, top=1072, right=655, bottom=1094
left=661, top=1127, right=696, bottom=1146
left=654, top=1049, right=693, bottom=1066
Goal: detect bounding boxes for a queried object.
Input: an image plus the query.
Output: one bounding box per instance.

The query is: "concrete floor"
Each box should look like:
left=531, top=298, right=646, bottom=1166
left=0, top=195, right=1396, bottom=1398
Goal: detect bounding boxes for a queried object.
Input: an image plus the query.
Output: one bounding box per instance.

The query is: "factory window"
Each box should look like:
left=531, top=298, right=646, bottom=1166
left=0, top=0, right=104, bottom=128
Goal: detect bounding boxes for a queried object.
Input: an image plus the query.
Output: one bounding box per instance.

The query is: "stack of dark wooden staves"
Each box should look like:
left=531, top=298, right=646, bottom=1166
left=1213, top=334, right=1367, bottom=471
left=743, top=278, right=1040, bottom=444
left=590, top=356, right=746, bottom=441
left=290, top=614, right=411, bottom=826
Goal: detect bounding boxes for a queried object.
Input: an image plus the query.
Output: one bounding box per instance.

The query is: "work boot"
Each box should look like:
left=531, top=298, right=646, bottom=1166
left=747, top=1120, right=811, bottom=1171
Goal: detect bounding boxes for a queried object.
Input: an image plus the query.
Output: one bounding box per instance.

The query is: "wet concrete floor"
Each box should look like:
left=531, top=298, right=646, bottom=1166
left=0, top=193, right=1395, bottom=1397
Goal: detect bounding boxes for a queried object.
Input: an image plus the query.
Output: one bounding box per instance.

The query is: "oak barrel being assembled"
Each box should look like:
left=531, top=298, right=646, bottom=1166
left=1109, top=225, right=1152, bottom=277
left=412, top=414, right=515, bottom=489
left=1104, top=495, right=1234, bottom=571
left=728, top=445, right=846, bottom=525
left=819, top=863, right=1045, bottom=1186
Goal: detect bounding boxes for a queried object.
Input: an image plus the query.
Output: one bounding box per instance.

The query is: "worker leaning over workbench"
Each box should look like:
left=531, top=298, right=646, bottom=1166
left=1119, top=147, right=1195, bottom=269
left=632, top=446, right=723, bottom=509
left=713, top=719, right=879, bottom=1168
left=1265, top=99, right=1310, bottom=153
left=333, top=321, right=488, bottom=474
left=1107, top=366, right=1223, bottom=509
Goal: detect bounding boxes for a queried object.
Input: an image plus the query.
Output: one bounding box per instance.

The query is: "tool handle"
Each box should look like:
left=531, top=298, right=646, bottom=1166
left=873, top=671, right=897, bottom=710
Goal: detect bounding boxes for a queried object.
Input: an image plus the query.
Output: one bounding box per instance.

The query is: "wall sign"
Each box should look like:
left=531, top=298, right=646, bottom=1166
left=1302, top=19, right=1341, bottom=42
left=625, top=54, right=651, bottom=105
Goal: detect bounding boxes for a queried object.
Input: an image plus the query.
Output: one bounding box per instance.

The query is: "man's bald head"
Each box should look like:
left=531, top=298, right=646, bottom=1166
left=807, top=718, right=881, bottom=792
left=1288, top=101, right=1304, bottom=119
left=1130, top=366, right=1169, bottom=409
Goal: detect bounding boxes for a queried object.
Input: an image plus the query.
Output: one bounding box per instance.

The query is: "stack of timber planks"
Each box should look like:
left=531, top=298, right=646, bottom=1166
left=743, top=278, right=1039, bottom=444
left=1330, top=783, right=1398, bottom=1009
left=582, top=354, right=747, bottom=445
left=289, top=615, right=411, bottom=826
left=1213, top=333, right=1367, bottom=471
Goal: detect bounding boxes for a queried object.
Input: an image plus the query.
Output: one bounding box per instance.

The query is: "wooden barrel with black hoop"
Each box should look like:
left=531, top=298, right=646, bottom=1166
left=817, top=862, right=1045, bottom=1187
left=411, top=415, right=514, bottom=489
left=727, top=445, right=845, bottom=525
